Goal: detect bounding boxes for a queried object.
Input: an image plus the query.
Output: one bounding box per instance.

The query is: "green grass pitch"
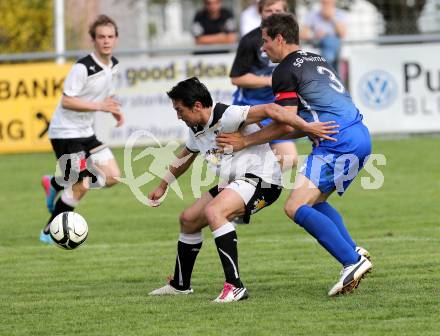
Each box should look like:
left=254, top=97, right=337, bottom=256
left=0, top=136, right=439, bottom=335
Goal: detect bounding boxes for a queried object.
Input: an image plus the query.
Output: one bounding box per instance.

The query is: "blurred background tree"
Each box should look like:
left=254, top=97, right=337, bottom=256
left=0, top=0, right=53, bottom=53
left=366, top=0, right=427, bottom=35
left=299, top=0, right=428, bottom=35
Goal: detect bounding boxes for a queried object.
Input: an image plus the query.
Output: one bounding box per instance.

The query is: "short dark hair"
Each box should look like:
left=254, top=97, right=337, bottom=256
left=89, top=15, right=118, bottom=40
left=260, top=13, right=299, bottom=44
left=167, top=77, right=213, bottom=108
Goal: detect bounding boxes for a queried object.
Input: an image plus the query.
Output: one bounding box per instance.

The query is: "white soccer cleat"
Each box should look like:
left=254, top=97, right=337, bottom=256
left=148, top=284, right=193, bottom=296
left=213, top=282, right=249, bottom=303
left=328, top=255, right=372, bottom=297
left=355, top=246, right=371, bottom=260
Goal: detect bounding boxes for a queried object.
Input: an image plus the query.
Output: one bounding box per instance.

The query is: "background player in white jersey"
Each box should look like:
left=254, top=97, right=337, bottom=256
left=147, top=77, right=338, bottom=303
left=40, top=15, right=123, bottom=244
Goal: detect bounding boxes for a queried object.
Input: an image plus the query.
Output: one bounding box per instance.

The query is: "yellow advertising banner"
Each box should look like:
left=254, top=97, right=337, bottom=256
left=0, top=62, right=72, bottom=154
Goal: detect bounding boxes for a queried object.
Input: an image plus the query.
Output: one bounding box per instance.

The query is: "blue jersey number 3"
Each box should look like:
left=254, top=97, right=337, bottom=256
left=317, top=66, right=345, bottom=94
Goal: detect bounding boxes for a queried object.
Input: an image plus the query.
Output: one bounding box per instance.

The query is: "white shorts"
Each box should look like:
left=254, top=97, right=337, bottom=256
left=90, top=146, right=115, bottom=165
left=209, top=174, right=282, bottom=224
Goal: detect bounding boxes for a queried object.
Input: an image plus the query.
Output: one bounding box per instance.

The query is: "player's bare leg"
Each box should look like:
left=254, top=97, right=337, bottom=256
left=94, top=158, right=120, bottom=187
left=91, top=146, right=120, bottom=187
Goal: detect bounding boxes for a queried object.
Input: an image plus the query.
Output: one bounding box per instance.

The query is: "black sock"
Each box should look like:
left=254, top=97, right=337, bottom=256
left=50, top=176, right=64, bottom=192
left=215, top=230, right=242, bottom=288
left=170, top=241, right=202, bottom=290
left=43, top=198, right=74, bottom=234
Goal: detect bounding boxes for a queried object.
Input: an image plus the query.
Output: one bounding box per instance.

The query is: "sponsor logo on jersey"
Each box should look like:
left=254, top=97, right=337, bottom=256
left=358, top=70, right=398, bottom=109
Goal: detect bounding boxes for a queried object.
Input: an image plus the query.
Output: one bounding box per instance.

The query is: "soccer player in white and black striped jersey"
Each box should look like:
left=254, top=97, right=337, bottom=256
left=40, top=15, right=123, bottom=244
left=147, top=77, right=337, bottom=302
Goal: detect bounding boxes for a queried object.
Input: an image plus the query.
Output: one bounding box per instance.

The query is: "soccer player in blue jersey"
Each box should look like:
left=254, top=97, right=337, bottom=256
left=230, top=0, right=297, bottom=171
left=217, top=13, right=372, bottom=296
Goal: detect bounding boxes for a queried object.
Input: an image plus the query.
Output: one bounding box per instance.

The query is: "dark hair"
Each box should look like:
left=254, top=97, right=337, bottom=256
left=89, top=15, right=118, bottom=40
left=167, top=77, right=213, bottom=108
left=260, top=13, right=299, bottom=44
left=258, top=0, right=288, bottom=14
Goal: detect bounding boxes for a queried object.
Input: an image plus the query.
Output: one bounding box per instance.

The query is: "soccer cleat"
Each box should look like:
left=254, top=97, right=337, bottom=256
left=39, top=231, right=53, bottom=245
left=148, top=284, right=194, bottom=296
left=41, top=175, right=58, bottom=213
left=213, top=282, right=249, bottom=303
left=355, top=246, right=371, bottom=260
left=328, top=255, right=372, bottom=297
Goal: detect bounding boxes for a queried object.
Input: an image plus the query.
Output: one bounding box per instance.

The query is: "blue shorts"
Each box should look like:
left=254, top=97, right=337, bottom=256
left=259, top=118, right=294, bottom=145
left=300, top=122, right=371, bottom=195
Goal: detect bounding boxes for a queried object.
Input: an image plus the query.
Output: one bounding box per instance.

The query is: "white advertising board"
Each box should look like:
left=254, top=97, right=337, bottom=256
left=95, top=44, right=440, bottom=148
left=94, top=53, right=236, bottom=146
left=349, top=43, right=440, bottom=134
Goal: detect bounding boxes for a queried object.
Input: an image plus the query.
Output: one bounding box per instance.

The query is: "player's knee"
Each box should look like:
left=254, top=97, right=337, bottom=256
left=179, top=211, right=198, bottom=232
left=284, top=202, right=300, bottom=220
left=105, top=169, right=121, bottom=187
left=105, top=175, right=119, bottom=187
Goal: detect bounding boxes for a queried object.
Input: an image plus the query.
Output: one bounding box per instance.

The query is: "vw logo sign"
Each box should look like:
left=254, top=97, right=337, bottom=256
left=358, top=70, right=398, bottom=109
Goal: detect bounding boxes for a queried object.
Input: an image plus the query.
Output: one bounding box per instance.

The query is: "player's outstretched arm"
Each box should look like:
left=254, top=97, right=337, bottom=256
left=217, top=121, right=294, bottom=152
left=219, top=103, right=338, bottom=149
left=62, top=95, right=124, bottom=127
left=62, top=95, right=120, bottom=113
left=147, top=147, right=197, bottom=206
left=262, top=103, right=339, bottom=141
left=245, top=103, right=335, bottom=135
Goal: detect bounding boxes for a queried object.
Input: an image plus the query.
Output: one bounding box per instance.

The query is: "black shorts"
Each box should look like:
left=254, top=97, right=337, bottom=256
left=209, top=173, right=282, bottom=224
left=50, top=135, right=105, bottom=184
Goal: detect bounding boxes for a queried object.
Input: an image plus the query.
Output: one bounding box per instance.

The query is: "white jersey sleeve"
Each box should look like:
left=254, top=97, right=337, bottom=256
left=63, top=63, right=88, bottom=97
left=221, top=105, right=250, bottom=133
left=185, top=130, right=200, bottom=153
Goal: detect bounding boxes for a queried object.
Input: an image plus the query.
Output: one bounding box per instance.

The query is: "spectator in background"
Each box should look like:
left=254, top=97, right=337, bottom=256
left=240, top=0, right=261, bottom=36
left=300, top=0, right=348, bottom=73
left=192, top=0, right=237, bottom=53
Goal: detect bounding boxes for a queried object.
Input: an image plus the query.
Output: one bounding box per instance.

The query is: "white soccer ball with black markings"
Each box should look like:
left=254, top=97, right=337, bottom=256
left=49, top=212, right=88, bottom=250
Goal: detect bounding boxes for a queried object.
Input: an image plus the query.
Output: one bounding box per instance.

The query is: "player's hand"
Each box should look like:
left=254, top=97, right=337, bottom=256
left=147, top=186, right=167, bottom=207
left=100, top=96, right=121, bottom=114
left=216, top=132, right=246, bottom=152
left=111, top=111, right=124, bottom=127
left=305, top=121, right=339, bottom=143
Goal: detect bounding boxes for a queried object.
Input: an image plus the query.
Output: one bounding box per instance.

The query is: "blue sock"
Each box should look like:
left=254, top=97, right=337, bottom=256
left=293, top=205, right=359, bottom=266
left=313, top=202, right=356, bottom=249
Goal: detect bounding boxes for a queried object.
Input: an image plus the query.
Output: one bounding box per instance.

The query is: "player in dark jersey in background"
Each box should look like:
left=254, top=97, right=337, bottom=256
left=230, top=0, right=297, bottom=171
left=218, top=13, right=372, bottom=296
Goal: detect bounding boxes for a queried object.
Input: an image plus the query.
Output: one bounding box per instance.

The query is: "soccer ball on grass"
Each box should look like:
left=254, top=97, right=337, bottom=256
left=49, top=212, right=88, bottom=250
